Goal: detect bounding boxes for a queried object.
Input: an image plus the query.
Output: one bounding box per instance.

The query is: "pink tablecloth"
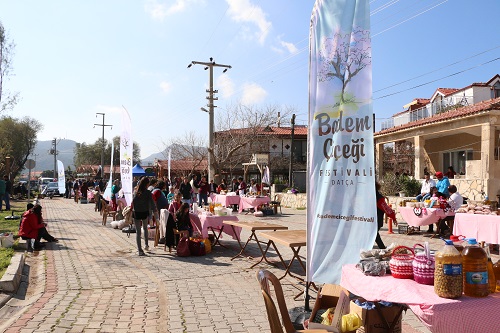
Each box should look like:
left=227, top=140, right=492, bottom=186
left=399, top=207, right=453, bottom=227
left=340, top=264, right=500, bottom=333
left=453, top=213, right=500, bottom=244
left=213, top=194, right=241, bottom=207
left=238, top=196, right=271, bottom=213
left=189, top=213, right=241, bottom=240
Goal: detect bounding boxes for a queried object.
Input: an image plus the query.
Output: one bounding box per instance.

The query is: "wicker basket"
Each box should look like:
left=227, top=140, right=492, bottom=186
left=389, top=246, right=415, bottom=279
left=412, top=243, right=435, bottom=285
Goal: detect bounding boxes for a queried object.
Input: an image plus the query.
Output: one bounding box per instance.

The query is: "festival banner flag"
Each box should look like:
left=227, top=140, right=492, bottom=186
left=120, top=107, right=133, bottom=205
left=307, top=0, right=377, bottom=284
left=103, top=141, right=114, bottom=201
left=57, top=160, right=65, bottom=194
left=168, top=149, right=171, bottom=181
left=262, top=165, right=270, bottom=185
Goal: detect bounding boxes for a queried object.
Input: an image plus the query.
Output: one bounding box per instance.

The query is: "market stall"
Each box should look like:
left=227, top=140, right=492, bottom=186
left=213, top=194, right=241, bottom=207
left=238, top=196, right=270, bottom=213
left=340, top=264, right=500, bottom=333
left=453, top=213, right=500, bottom=244
left=399, top=206, right=453, bottom=227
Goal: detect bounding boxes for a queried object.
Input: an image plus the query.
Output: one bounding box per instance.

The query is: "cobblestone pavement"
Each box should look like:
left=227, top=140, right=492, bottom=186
left=2, top=198, right=489, bottom=332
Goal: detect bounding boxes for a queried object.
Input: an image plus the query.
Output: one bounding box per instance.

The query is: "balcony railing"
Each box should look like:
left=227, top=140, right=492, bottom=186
left=381, top=95, right=474, bottom=131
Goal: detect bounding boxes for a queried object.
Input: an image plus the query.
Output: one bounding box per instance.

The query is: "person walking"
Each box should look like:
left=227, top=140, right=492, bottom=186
left=197, top=176, right=209, bottom=207
left=0, top=176, right=5, bottom=211
left=111, top=179, right=121, bottom=211
left=375, top=182, right=397, bottom=249
left=179, top=177, right=192, bottom=204
left=132, top=177, right=158, bottom=256
left=3, top=175, right=11, bottom=211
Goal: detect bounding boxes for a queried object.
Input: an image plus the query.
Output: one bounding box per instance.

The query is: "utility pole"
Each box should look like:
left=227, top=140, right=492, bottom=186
left=289, top=114, right=296, bottom=188
left=188, top=57, right=231, bottom=182
left=94, top=113, right=112, bottom=179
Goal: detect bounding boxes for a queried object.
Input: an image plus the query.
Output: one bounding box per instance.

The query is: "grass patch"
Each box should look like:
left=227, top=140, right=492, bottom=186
left=0, top=247, right=15, bottom=278
left=0, top=201, right=27, bottom=235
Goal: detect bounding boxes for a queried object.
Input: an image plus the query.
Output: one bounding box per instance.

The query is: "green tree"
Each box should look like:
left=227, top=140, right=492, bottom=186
left=0, top=116, right=42, bottom=178
left=0, top=22, right=19, bottom=113
left=74, top=136, right=140, bottom=168
left=41, top=170, right=54, bottom=178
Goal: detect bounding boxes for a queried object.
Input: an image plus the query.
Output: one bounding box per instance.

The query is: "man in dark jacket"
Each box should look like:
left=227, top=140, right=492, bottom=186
left=179, top=177, right=192, bottom=204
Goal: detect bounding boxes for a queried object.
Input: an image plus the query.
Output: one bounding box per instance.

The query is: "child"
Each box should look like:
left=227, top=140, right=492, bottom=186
left=166, top=186, right=175, bottom=204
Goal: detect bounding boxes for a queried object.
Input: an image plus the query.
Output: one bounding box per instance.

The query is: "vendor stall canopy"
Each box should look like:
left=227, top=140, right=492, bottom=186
left=132, top=164, right=155, bottom=177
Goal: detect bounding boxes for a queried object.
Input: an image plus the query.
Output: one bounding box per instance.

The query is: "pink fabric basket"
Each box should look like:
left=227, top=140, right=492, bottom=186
left=412, top=243, right=435, bottom=285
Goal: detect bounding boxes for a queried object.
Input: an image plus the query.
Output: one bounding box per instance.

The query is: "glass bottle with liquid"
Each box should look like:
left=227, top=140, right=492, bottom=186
left=493, top=260, right=500, bottom=292
left=484, top=244, right=496, bottom=293
left=462, top=238, right=489, bottom=297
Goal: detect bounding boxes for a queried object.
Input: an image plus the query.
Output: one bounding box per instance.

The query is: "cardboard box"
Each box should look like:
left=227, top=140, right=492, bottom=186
left=349, top=299, right=403, bottom=333
left=308, top=284, right=354, bottom=333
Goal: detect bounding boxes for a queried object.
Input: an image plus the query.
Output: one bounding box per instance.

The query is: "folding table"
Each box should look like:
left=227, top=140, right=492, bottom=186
left=258, top=230, right=307, bottom=279
left=223, top=220, right=288, bottom=263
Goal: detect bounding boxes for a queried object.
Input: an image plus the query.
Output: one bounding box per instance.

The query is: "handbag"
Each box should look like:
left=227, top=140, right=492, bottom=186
left=188, top=238, right=206, bottom=256
left=176, top=237, right=191, bottom=257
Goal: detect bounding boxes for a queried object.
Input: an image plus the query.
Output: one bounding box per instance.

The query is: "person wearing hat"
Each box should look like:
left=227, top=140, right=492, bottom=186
left=435, top=171, right=450, bottom=198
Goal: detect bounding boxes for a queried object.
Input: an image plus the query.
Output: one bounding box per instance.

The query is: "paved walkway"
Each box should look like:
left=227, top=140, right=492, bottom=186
left=1, top=198, right=487, bottom=332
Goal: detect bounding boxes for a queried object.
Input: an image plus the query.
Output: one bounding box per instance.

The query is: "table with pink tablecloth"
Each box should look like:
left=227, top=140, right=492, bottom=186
left=453, top=213, right=500, bottom=244
left=238, top=196, right=270, bottom=213
left=189, top=213, right=241, bottom=240
left=213, top=194, right=241, bottom=207
left=340, top=264, right=500, bottom=333
left=399, top=207, right=453, bottom=227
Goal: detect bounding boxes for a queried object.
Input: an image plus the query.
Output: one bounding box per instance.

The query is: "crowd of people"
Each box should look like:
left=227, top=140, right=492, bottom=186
left=414, top=169, right=464, bottom=236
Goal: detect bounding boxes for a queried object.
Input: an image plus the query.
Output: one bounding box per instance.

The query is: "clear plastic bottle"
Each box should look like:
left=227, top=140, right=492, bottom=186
left=484, top=244, right=496, bottom=293
left=462, top=238, right=489, bottom=297
left=434, top=240, right=463, bottom=299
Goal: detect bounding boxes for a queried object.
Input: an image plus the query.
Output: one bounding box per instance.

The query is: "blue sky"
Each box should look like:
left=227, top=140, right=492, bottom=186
left=1, top=0, right=499, bottom=159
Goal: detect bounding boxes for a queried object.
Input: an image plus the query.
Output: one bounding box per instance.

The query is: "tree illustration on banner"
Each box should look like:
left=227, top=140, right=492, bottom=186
left=318, top=28, right=371, bottom=107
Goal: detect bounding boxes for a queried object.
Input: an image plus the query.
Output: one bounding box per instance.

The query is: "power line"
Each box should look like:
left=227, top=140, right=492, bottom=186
left=374, top=45, right=500, bottom=93
left=374, top=57, right=500, bottom=100
left=372, top=0, right=448, bottom=37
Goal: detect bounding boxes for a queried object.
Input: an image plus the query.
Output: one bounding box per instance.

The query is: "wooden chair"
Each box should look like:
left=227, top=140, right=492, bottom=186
left=270, top=194, right=282, bottom=215
left=101, top=199, right=117, bottom=226
left=256, top=270, right=328, bottom=333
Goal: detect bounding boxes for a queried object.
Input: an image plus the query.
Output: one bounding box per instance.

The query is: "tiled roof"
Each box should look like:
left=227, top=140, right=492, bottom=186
left=156, top=159, right=207, bottom=171
left=216, top=125, right=308, bottom=137
left=376, top=97, right=500, bottom=136
left=436, top=88, right=460, bottom=96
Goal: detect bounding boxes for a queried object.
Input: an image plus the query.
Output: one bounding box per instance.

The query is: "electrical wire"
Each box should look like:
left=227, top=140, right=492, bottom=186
left=375, top=57, right=500, bottom=100
left=372, top=0, right=448, bottom=37
left=374, top=45, right=500, bottom=93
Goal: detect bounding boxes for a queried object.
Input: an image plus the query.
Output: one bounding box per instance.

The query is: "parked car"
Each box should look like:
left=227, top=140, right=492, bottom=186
left=41, top=182, right=62, bottom=198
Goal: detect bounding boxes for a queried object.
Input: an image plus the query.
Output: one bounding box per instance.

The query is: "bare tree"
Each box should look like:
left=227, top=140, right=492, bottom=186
left=0, top=22, right=19, bottom=113
left=212, top=104, right=295, bottom=176
left=162, top=104, right=296, bottom=178
left=318, top=28, right=371, bottom=105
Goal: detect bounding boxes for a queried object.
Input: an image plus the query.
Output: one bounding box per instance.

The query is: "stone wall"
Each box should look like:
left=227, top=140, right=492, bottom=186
left=271, top=192, right=307, bottom=209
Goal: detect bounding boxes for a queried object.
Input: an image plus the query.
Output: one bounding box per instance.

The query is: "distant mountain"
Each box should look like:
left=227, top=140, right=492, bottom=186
left=32, top=139, right=77, bottom=172
left=142, top=150, right=169, bottom=166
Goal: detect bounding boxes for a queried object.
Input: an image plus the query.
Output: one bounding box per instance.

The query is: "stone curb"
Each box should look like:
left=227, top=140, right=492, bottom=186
left=0, top=252, right=25, bottom=294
